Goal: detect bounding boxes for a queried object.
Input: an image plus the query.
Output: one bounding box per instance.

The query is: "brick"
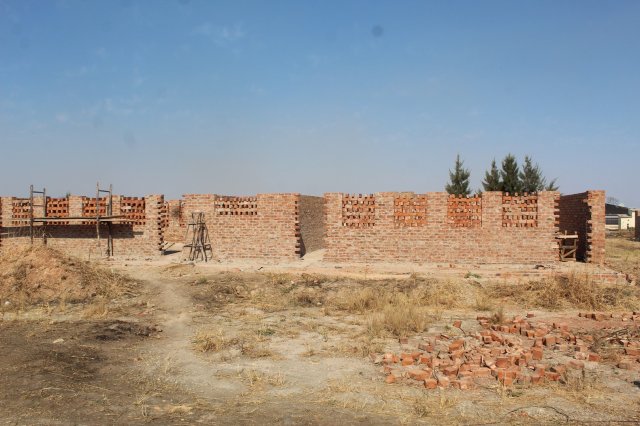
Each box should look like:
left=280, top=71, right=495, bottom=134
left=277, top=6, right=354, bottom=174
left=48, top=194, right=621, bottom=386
left=495, top=357, right=510, bottom=368
left=437, top=376, right=450, bottom=388
left=408, top=369, right=431, bottom=381
left=532, top=348, right=543, bottom=361
left=424, top=378, right=437, bottom=389
left=449, top=339, right=465, bottom=352
left=568, top=360, right=585, bottom=370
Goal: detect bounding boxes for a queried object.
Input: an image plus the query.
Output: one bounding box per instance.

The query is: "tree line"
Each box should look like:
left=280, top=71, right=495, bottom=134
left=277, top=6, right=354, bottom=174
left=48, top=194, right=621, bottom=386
left=445, top=154, right=558, bottom=196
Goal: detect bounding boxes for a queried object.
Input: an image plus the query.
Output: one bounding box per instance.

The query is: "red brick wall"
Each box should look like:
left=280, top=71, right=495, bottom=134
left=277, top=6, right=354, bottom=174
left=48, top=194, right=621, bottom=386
left=324, top=191, right=560, bottom=264
left=0, top=194, right=164, bottom=258
left=181, top=193, right=300, bottom=261
left=558, top=191, right=605, bottom=264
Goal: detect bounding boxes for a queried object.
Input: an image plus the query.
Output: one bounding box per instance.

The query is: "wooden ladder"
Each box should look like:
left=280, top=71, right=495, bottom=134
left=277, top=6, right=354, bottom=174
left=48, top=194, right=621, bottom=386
left=182, top=212, right=213, bottom=262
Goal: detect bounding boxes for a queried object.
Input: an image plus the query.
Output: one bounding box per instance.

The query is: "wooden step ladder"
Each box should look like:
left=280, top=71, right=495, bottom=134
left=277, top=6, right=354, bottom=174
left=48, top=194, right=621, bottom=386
left=182, top=212, right=213, bottom=262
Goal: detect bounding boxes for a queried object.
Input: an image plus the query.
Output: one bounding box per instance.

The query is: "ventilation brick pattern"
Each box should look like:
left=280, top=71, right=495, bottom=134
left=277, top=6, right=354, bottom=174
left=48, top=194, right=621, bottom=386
left=121, top=197, right=146, bottom=225
left=502, top=194, right=538, bottom=228
left=11, top=199, right=30, bottom=225
left=394, top=195, right=427, bottom=227
left=447, top=195, right=482, bottom=228
left=46, top=197, right=70, bottom=225
left=342, top=194, right=376, bottom=228
left=214, top=196, right=258, bottom=216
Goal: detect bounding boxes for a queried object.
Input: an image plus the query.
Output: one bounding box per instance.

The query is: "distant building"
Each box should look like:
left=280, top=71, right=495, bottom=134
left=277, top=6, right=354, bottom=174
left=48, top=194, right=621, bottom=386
left=605, top=203, right=636, bottom=230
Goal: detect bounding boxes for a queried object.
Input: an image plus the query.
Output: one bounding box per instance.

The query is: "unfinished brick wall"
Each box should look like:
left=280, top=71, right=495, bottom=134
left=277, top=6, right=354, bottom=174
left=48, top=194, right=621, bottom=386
left=0, top=194, right=164, bottom=258
left=324, top=191, right=560, bottom=264
left=558, top=191, right=605, bottom=264
left=181, top=193, right=300, bottom=261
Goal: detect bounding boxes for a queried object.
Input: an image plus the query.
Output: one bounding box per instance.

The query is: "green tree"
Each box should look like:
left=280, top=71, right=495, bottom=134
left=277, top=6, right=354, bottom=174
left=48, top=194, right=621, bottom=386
left=445, top=154, right=471, bottom=196
left=519, top=155, right=559, bottom=192
left=545, top=178, right=559, bottom=191
left=519, top=155, right=545, bottom=193
left=482, top=159, right=502, bottom=191
left=500, top=154, right=522, bottom=194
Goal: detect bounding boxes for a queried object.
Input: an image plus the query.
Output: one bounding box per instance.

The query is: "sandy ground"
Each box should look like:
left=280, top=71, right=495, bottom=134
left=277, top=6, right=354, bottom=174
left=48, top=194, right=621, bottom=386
left=1, top=240, right=639, bottom=425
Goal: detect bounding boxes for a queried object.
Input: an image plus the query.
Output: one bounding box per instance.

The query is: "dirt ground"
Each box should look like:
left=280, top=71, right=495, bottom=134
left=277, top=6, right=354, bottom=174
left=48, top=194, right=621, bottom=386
left=1, top=236, right=640, bottom=425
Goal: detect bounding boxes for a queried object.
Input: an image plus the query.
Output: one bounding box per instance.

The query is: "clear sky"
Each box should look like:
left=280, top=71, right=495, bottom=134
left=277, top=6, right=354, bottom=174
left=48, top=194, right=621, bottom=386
left=1, top=0, right=639, bottom=205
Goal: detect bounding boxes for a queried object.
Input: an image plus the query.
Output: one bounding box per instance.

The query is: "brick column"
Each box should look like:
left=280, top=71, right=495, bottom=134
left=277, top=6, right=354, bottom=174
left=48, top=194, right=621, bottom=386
left=111, top=195, right=122, bottom=216
left=144, top=194, right=164, bottom=256
left=68, top=196, right=83, bottom=217
left=481, top=191, right=502, bottom=230
left=586, top=190, right=605, bottom=265
left=323, top=193, right=343, bottom=262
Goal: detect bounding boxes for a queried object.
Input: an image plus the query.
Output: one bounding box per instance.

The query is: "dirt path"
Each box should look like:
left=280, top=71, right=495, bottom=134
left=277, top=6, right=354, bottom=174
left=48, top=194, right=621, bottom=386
left=138, top=270, right=247, bottom=401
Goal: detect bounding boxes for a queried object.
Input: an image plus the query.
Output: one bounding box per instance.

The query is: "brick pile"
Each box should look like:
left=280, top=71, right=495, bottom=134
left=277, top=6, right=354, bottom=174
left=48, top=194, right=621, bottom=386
left=374, top=312, right=640, bottom=390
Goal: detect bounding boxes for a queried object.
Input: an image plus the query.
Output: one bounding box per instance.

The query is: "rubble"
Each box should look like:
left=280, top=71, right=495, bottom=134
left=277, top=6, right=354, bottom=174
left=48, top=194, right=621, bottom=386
left=373, top=313, right=640, bottom=390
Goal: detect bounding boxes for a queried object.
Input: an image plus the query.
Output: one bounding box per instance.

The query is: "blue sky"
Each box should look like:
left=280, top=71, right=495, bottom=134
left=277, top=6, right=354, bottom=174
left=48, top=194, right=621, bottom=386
left=1, top=0, right=639, bottom=205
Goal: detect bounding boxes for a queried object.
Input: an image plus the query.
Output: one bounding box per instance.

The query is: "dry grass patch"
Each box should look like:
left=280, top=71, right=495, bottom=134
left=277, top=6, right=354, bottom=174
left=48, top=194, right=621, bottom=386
left=606, top=233, right=640, bottom=283
left=487, top=273, right=640, bottom=311
left=192, top=329, right=236, bottom=353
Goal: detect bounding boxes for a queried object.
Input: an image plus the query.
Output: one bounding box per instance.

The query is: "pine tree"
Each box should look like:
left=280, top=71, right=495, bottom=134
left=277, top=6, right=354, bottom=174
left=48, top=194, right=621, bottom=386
left=500, top=154, right=522, bottom=194
left=445, top=154, right=471, bottom=196
left=482, top=159, right=502, bottom=191
left=545, top=178, right=559, bottom=191
left=519, top=155, right=544, bottom=193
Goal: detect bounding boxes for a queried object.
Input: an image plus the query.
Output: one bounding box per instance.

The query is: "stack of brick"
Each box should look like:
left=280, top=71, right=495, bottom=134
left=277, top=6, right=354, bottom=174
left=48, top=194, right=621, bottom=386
left=375, top=312, right=640, bottom=390
left=181, top=193, right=301, bottom=262
left=325, top=191, right=560, bottom=264
left=558, top=190, right=605, bottom=264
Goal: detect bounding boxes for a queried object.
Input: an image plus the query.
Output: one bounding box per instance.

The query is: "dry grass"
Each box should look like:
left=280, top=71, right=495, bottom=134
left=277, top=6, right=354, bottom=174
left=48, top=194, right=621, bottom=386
left=606, top=233, right=640, bottom=283
left=192, top=329, right=235, bottom=353
left=486, top=273, right=640, bottom=311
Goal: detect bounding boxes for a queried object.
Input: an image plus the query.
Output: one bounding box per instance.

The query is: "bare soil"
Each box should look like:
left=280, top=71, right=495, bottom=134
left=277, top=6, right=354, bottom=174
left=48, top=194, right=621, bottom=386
left=1, top=242, right=640, bottom=425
